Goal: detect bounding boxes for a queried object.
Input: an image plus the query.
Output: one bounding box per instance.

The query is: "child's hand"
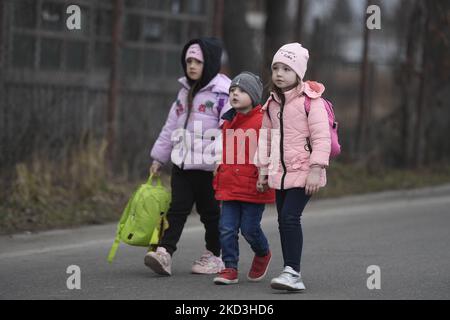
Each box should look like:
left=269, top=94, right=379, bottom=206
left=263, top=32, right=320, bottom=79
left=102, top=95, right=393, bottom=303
left=256, top=174, right=269, bottom=193
left=305, top=166, right=322, bottom=196
left=149, top=161, right=162, bottom=177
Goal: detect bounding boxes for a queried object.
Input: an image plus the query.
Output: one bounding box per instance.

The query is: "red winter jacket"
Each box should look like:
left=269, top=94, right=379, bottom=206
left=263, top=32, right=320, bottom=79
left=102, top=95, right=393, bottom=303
left=213, top=105, right=275, bottom=204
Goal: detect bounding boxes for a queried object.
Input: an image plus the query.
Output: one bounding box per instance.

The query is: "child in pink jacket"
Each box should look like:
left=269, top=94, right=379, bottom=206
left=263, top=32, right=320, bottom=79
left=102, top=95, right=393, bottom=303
left=256, top=43, right=331, bottom=291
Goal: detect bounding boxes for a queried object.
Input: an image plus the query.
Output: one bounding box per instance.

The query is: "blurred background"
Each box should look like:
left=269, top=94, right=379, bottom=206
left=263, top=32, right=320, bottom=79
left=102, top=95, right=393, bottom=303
left=0, top=0, right=449, bottom=233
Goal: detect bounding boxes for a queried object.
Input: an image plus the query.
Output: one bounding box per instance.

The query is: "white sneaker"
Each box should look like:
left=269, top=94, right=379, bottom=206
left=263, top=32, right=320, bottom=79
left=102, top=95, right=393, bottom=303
left=191, top=250, right=225, bottom=274
left=144, top=247, right=172, bottom=276
left=270, top=266, right=306, bottom=291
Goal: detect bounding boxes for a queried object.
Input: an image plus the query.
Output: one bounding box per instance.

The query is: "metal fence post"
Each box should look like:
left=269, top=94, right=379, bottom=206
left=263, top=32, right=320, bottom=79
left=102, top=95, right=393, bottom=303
left=106, top=0, right=123, bottom=169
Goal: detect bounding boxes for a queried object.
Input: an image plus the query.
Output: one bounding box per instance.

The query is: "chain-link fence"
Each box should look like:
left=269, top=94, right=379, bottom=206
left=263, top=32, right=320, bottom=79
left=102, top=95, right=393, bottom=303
left=0, top=0, right=213, bottom=180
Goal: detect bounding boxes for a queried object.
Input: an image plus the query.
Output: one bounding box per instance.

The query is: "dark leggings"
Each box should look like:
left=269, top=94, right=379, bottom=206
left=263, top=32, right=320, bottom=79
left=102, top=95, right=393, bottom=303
left=275, top=188, right=311, bottom=272
left=160, top=165, right=221, bottom=256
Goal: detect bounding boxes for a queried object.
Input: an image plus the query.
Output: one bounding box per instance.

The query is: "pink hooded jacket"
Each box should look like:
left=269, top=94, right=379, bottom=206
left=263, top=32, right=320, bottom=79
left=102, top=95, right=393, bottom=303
left=256, top=81, right=331, bottom=190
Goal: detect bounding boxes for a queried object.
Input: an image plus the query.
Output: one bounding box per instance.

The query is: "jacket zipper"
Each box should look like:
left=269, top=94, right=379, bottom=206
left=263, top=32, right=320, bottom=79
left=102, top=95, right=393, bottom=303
left=180, top=103, right=193, bottom=170
left=279, top=100, right=287, bottom=190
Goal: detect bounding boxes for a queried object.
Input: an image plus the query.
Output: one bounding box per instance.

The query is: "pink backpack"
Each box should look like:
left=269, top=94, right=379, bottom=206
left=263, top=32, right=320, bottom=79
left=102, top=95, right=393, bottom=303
left=304, top=96, right=341, bottom=159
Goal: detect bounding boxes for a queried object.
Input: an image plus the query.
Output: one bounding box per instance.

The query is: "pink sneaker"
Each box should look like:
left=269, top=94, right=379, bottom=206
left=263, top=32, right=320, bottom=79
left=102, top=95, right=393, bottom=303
left=191, top=250, right=224, bottom=274
left=144, top=247, right=172, bottom=276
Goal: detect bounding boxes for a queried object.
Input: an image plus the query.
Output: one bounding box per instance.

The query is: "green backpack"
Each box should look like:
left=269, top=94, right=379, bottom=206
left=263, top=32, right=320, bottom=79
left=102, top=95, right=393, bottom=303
left=107, top=175, right=171, bottom=263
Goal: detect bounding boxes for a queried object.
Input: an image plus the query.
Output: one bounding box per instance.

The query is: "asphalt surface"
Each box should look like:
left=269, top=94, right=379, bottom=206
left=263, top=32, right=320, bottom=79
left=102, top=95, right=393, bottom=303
left=1, top=184, right=449, bottom=300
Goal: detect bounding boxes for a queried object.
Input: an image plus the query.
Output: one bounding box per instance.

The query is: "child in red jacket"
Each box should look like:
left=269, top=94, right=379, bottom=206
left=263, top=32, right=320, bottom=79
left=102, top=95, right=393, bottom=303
left=213, top=72, right=275, bottom=285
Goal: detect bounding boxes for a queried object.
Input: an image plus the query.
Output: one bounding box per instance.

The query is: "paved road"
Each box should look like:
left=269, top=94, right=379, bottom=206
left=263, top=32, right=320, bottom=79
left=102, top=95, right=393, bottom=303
left=1, top=185, right=449, bottom=300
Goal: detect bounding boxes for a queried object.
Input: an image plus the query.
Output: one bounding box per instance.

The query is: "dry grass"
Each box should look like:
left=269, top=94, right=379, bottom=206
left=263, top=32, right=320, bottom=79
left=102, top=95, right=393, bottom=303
left=0, top=139, right=133, bottom=234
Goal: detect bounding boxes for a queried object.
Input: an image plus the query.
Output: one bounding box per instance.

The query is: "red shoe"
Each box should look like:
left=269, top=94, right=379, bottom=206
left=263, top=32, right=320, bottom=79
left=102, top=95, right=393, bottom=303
left=247, top=251, right=272, bottom=282
left=213, top=268, right=238, bottom=285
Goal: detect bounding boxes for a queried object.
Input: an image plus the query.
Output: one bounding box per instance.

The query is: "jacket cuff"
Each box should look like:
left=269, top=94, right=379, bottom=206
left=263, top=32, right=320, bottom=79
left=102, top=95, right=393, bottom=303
left=152, top=159, right=164, bottom=166
left=309, top=151, right=329, bottom=168
left=258, top=167, right=269, bottom=176
left=150, top=153, right=167, bottom=166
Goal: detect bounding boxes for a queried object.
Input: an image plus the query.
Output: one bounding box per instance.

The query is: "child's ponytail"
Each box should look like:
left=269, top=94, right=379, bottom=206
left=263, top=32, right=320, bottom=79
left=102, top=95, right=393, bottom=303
left=187, top=81, right=200, bottom=109
left=269, top=79, right=286, bottom=106
left=183, top=81, right=201, bottom=129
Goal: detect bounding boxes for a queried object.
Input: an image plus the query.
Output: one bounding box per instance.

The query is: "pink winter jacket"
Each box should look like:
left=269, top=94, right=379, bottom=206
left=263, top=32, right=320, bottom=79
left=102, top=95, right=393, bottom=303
left=256, top=81, right=331, bottom=190
left=150, top=73, right=231, bottom=171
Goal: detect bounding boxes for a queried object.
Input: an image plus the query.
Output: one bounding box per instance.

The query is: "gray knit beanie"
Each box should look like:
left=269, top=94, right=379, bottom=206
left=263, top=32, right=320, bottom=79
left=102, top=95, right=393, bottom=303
left=229, top=71, right=263, bottom=107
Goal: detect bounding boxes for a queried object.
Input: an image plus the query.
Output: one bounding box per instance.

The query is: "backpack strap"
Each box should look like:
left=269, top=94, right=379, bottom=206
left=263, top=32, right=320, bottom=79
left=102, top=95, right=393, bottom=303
left=265, top=95, right=276, bottom=120
left=107, top=184, right=140, bottom=263
left=148, top=211, right=170, bottom=252
left=304, top=95, right=312, bottom=116
left=107, top=236, right=121, bottom=263
left=149, top=215, right=167, bottom=246
left=108, top=206, right=131, bottom=262
left=147, top=174, right=162, bottom=187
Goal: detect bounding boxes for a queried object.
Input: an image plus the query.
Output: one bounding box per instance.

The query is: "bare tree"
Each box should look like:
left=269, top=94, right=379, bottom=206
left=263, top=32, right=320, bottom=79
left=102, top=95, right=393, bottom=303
left=414, top=0, right=450, bottom=166
left=294, top=0, right=305, bottom=42
left=0, top=0, right=3, bottom=69
left=427, top=0, right=450, bottom=163
left=397, top=0, right=419, bottom=167
left=106, top=0, right=124, bottom=168
left=414, top=1, right=429, bottom=167
left=222, top=0, right=260, bottom=77
left=262, top=0, right=293, bottom=96
left=213, top=0, right=224, bottom=38
left=356, top=0, right=372, bottom=158
left=308, top=17, right=325, bottom=80
left=398, top=0, right=450, bottom=167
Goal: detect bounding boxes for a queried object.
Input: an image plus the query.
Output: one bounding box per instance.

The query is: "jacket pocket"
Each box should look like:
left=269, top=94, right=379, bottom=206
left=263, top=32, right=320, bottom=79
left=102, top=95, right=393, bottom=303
left=288, top=152, right=310, bottom=172
left=215, top=165, right=232, bottom=191
left=230, top=166, right=259, bottom=196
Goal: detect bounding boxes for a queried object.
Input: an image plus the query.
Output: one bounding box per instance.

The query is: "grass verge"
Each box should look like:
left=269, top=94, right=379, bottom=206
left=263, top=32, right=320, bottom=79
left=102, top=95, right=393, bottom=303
left=1, top=155, right=450, bottom=235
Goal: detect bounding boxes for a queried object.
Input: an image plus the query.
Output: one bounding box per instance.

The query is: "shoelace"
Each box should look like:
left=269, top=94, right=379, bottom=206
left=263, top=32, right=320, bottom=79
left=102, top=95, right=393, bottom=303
left=156, top=251, right=169, bottom=264
left=279, top=271, right=299, bottom=281
left=194, top=254, right=212, bottom=266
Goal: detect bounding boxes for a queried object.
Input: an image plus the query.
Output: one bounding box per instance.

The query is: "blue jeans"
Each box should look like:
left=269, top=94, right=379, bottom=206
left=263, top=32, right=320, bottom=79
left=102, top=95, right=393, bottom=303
left=220, top=201, right=270, bottom=269
left=276, top=188, right=311, bottom=272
